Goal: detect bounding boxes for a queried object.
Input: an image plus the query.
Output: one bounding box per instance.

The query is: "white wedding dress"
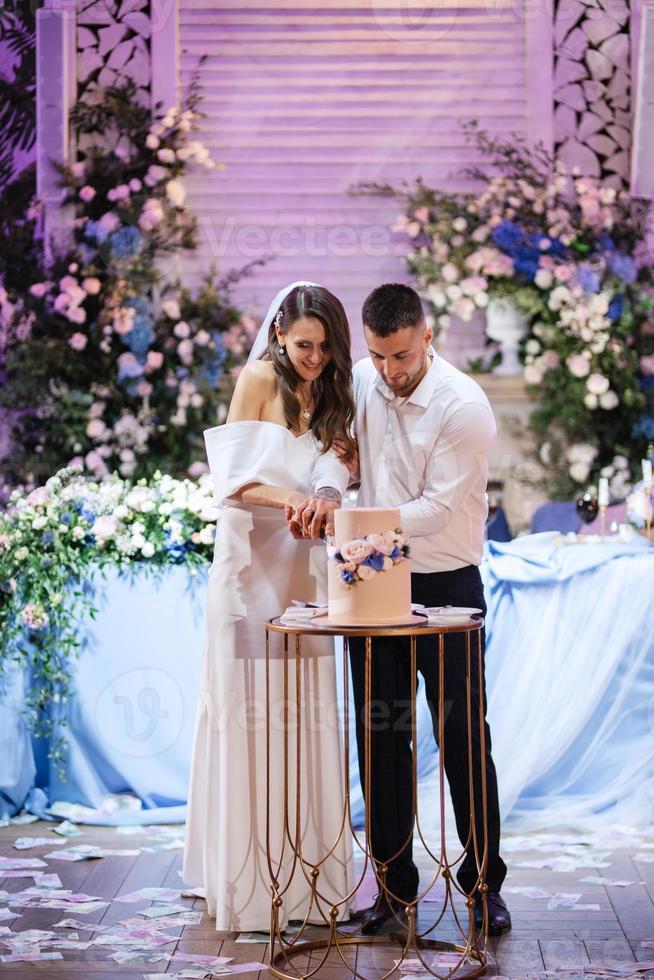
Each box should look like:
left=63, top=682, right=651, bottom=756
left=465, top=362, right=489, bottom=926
left=183, top=420, right=353, bottom=931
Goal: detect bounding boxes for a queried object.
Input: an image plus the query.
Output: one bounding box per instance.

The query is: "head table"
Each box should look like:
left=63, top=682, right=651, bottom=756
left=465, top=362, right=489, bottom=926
left=1, top=532, right=652, bottom=831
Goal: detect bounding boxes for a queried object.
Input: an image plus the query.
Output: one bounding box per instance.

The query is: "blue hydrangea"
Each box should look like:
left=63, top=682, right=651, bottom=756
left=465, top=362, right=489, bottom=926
left=608, top=295, right=625, bottom=322
left=632, top=413, right=654, bottom=440
left=76, top=243, right=97, bottom=264
left=608, top=251, right=637, bottom=284
left=200, top=332, right=228, bottom=387
left=84, top=220, right=109, bottom=244
left=491, top=220, right=544, bottom=283
left=547, top=238, right=568, bottom=259
left=124, top=296, right=154, bottom=356
left=109, top=226, right=144, bottom=260
left=576, top=266, right=601, bottom=294
left=362, top=552, right=386, bottom=572
left=42, top=531, right=54, bottom=545
left=599, top=234, right=615, bottom=252
left=164, top=530, right=192, bottom=562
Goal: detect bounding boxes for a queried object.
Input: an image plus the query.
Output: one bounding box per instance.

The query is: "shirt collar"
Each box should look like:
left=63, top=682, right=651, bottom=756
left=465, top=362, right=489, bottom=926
left=373, top=348, right=440, bottom=408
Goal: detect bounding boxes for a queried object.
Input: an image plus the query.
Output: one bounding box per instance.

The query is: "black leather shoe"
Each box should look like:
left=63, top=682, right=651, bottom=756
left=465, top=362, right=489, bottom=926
left=474, top=890, right=512, bottom=936
left=358, top=894, right=412, bottom=936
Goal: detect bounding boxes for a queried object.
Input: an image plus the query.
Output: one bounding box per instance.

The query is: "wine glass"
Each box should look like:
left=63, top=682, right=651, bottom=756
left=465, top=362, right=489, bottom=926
left=576, top=493, right=599, bottom=525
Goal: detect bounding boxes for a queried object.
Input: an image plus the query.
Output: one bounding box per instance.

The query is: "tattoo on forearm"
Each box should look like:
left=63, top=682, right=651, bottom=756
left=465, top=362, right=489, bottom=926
left=314, top=486, right=342, bottom=503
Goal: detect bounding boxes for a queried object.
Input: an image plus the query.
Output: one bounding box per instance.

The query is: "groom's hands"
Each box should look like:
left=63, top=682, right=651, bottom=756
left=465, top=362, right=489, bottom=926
left=284, top=491, right=340, bottom=540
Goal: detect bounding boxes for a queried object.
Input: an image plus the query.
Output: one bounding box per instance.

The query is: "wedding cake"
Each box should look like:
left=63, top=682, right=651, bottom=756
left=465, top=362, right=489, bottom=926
left=326, top=507, right=412, bottom=625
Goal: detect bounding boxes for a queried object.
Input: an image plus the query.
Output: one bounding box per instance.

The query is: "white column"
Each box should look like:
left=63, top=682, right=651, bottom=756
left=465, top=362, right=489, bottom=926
left=36, top=1, right=77, bottom=262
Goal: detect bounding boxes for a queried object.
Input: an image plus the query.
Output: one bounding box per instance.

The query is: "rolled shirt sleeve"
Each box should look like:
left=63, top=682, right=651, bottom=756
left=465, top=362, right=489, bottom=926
left=311, top=450, right=351, bottom=498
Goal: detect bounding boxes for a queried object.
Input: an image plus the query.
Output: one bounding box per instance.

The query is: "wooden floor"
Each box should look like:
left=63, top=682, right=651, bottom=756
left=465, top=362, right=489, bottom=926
left=1, top=820, right=653, bottom=979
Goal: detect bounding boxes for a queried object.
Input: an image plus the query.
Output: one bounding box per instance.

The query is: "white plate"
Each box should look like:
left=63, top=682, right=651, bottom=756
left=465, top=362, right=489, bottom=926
left=425, top=606, right=483, bottom=626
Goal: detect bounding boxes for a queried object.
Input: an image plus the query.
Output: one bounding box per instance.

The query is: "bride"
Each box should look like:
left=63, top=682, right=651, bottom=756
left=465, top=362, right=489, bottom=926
left=183, top=282, right=356, bottom=932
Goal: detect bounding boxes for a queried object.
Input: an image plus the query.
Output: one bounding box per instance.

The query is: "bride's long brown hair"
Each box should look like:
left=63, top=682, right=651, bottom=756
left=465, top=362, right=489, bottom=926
left=260, top=285, right=357, bottom=462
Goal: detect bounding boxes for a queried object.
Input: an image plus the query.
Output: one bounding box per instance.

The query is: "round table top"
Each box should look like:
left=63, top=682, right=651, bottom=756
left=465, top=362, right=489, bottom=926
left=265, top=615, right=484, bottom=638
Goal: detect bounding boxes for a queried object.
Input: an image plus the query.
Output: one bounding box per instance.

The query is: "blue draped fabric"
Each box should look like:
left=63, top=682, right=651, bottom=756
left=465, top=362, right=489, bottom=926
left=2, top=534, right=653, bottom=828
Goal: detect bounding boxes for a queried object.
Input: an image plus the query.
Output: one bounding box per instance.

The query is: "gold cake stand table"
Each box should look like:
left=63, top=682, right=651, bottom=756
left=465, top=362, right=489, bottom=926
left=264, top=616, right=490, bottom=980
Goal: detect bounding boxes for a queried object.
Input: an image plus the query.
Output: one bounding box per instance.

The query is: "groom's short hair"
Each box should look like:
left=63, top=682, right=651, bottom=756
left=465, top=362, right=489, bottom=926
left=362, top=283, right=425, bottom=337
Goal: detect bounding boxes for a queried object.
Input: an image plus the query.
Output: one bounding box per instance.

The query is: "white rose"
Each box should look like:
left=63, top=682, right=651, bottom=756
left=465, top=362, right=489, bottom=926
left=356, top=563, right=376, bottom=581
left=382, top=557, right=394, bottom=571
left=425, top=285, right=446, bottom=308
left=445, top=283, right=462, bottom=301
left=535, top=269, right=553, bottom=289
left=569, top=461, right=590, bottom=483
left=92, top=515, right=117, bottom=539
left=162, top=299, right=181, bottom=320
left=145, top=134, right=160, bottom=150
left=441, top=262, right=460, bottom=284
left=166, top=178, right=186, bottom=207
left=599, top=389, right=619, bottom=410
left=584, top=393, right=598, bottom=409
left=367, top=531, right=396, bottom=556
left=340, top=539, right=374, bottom=564
left=524, top=365, right=543, bottom=385
left=586, top=373, right=610, bottom=396
left=525, top=339, right=541, bottom=354
left=452, top=217, right=467, bottom=232
left=141, top=541, right=155, bottom=558
left=157, top=147, right=176, bottom=164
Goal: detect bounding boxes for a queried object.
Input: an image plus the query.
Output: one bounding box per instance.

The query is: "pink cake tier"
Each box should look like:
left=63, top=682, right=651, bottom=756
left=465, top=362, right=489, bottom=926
left=327, top=507, right=412, bottom=626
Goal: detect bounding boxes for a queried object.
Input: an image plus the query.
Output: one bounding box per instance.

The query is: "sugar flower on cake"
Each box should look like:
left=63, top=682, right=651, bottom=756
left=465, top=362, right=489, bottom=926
left=329, top=529, right=410, bottom=588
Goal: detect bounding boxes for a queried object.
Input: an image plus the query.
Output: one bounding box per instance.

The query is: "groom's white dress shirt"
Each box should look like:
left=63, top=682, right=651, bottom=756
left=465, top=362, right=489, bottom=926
left=352, top=351, right=496, bottom=574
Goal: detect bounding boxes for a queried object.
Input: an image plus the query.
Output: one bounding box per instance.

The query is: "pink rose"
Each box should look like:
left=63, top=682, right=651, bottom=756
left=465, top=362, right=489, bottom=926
left=67, top=306, right=87, bottom=324
left=414, top=206, right=430, bottom=223
left=542, top=350, right=560, bottom=369
left=137, top=380, right=153, bottom=398
left=27, top=487, right=49, bottom=507
left=79, top=185, right=96, bottom=203
left=340, top=539, right=374, bottom=564
left=523, top=365, right=543, bottom=385
left=98, top=211, right=120, bottom=234
left=554, top=265, right=572, bottom=282
left=145, top=350, right=164, bottom=372
left=640, top=353, right=654, bottom=375
left=566, top=353, right=591, bottom=378
left=82, top=277, right=101, bottom=295
left=69, top=332, right=88, bottom=351
left=177, top=338, right=194, bottom=365
left=367, top=531, right=397, bottom=556
left=356, top=564, right=376, bottom=581
left=29, top=282, right=48, bottom=298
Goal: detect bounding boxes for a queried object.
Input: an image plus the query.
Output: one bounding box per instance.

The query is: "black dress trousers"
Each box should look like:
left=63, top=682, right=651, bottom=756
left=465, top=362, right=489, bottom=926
left=349, top=563, right=507, bottom=901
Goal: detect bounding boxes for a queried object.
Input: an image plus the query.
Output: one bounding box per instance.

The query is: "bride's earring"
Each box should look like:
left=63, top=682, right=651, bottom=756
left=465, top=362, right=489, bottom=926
left=278, top=344, right=285, bottom=355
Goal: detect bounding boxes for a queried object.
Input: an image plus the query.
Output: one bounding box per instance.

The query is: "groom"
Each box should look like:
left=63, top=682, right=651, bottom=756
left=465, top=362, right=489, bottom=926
left=291, top=283, right=510, bottom=936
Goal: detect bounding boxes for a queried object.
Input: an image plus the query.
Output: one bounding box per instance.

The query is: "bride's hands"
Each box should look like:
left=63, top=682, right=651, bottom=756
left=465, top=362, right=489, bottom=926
left=284, top=496, right=337, bottom=540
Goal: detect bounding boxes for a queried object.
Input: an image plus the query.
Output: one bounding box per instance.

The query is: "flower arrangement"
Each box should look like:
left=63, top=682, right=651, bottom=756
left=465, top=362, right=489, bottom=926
left=327, top=529, right=409, bottom=588
left=362, top=124, right=654, bottom=499
left=0, top=465, right=215, bottom=772
left=0, top=76, right=261, bottom=494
